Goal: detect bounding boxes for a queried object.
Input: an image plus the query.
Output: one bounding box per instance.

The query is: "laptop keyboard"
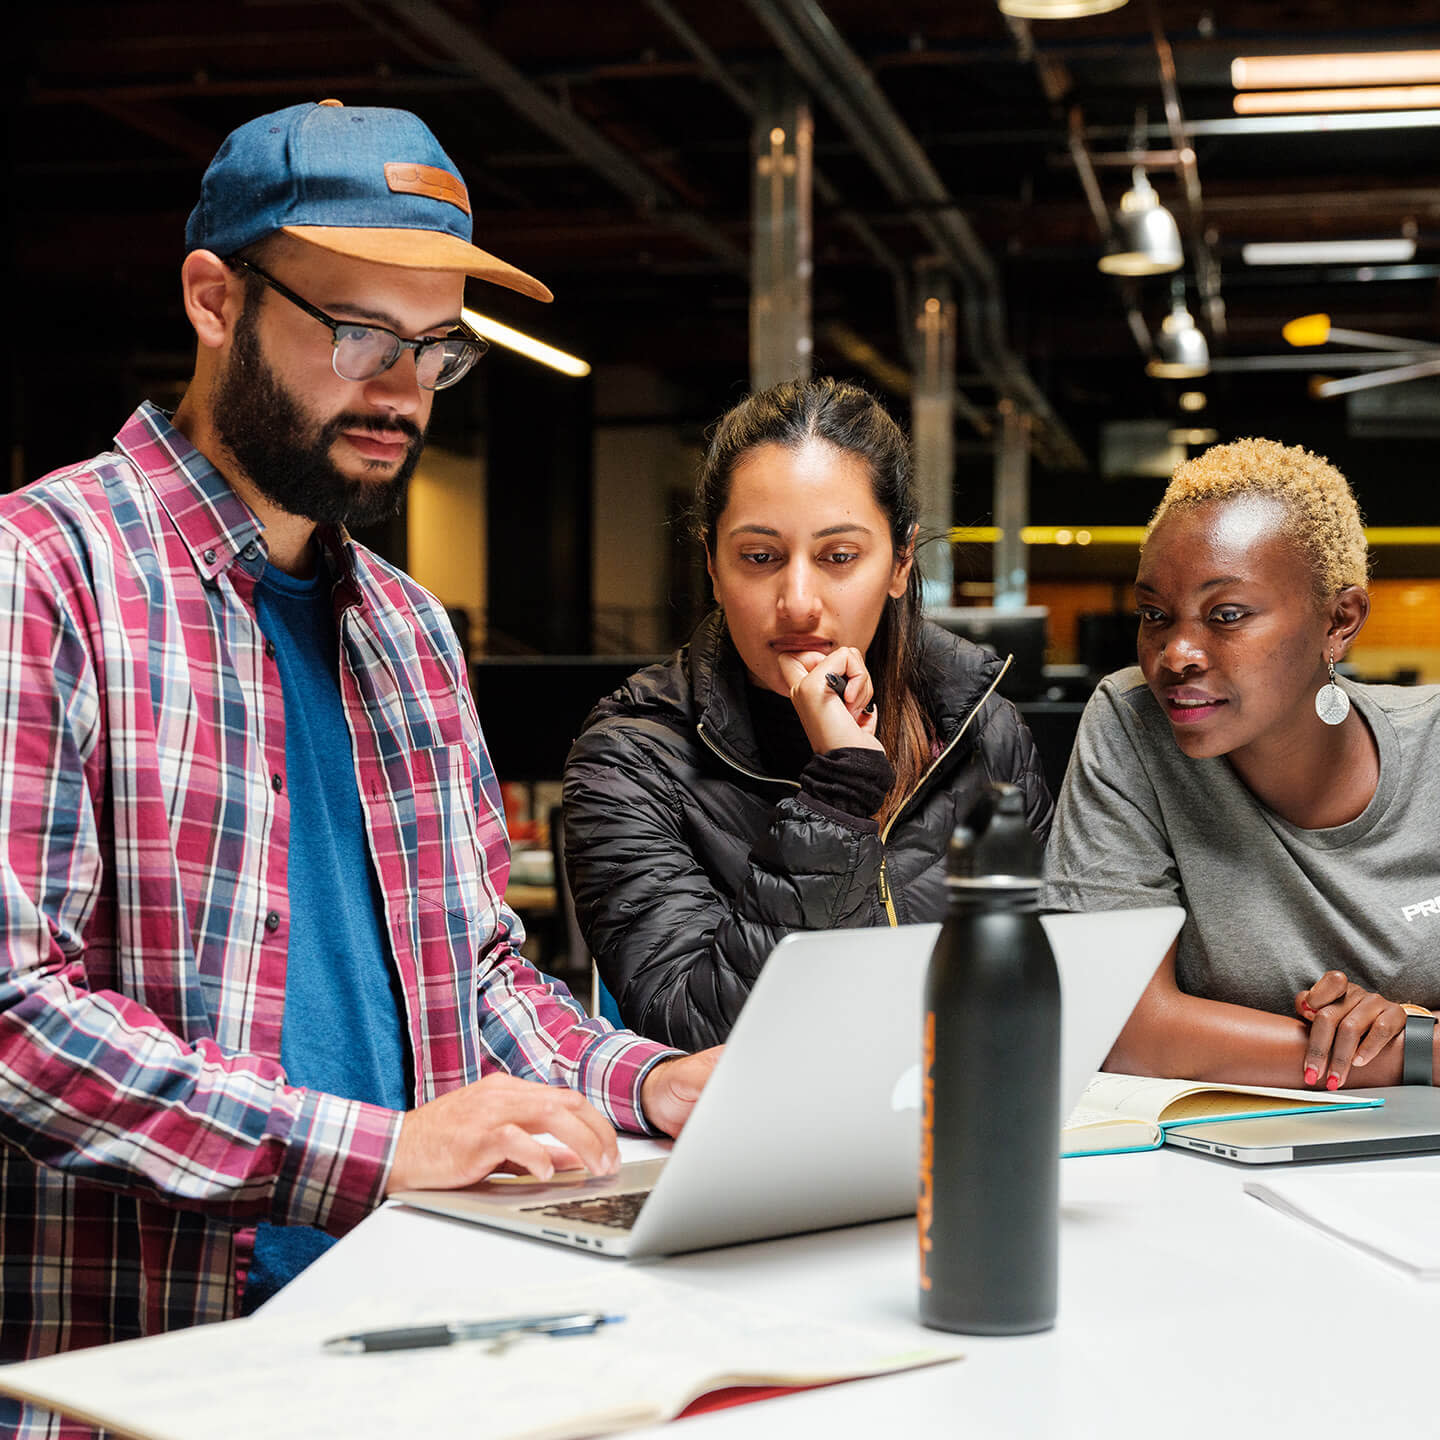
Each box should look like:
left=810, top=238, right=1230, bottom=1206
left=520, top=1191, right=651, bottom=1230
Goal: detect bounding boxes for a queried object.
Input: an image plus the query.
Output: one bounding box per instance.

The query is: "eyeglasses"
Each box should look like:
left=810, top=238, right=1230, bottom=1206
left=226, top=257, right=488, bottom=390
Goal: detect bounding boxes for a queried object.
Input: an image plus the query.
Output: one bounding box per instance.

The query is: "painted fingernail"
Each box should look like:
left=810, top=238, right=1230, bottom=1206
left=1299, top=1004, right=1314, bottom=1017
left=1304, top=1066, right=1317, bottom=1085
left=1326, top=1074, right=1340, bottom=1091
left=864, top=701, right=876, bottom=714
left=825, top=671, right=847, bottom=697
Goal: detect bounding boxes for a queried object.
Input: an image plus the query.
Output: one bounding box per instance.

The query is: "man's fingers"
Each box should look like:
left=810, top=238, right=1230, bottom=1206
left=641, top=1047, right=723, bottom=1138
left=493, top=1080, right=618, bottom=1176
left=488, top=1124, right=561, bottom=1183
left=537, top=1095, right=619, bottom=1177
left=386, top=1075, right=620, bottom=1192
left=489, top=1141, right=584, bottom=1178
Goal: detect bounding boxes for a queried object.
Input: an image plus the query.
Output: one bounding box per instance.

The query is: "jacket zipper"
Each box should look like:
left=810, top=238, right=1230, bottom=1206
left=878, top=859, right=897, bottom=926
left=695, top=722, right=800, bottom=789
left=875, top=653, right=1013, bottom=927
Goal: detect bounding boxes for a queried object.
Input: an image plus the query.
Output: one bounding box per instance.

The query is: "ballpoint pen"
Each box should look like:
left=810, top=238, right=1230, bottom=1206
left=825, top=669, right=875, bottom=713
left=322, top=1311, right=624, bottom=1354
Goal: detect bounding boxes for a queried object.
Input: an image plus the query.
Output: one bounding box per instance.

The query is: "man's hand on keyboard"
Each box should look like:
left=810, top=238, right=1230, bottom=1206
left=386, top=1074, right=620, bottom=1193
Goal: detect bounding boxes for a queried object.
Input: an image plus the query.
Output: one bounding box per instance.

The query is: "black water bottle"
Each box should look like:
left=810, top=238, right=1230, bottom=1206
left=918, top=782, right=1060, bottom=1334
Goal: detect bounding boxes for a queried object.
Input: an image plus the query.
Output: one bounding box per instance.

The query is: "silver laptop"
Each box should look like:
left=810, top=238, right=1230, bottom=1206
left=1166, top=1087, right=1440, bottom=1164
left=394, top=906, right=1184, bottom=1258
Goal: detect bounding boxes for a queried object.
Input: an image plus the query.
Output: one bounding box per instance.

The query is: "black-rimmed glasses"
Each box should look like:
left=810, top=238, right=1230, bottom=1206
left=226, top=256, right=488, bottom=390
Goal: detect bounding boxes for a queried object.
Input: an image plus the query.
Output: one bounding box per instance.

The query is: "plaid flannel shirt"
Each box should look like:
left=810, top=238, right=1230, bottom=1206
left=0, top=405, right=671, bottom=1424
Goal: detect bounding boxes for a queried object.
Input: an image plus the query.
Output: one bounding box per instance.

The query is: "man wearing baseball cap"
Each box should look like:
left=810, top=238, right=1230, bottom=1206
left=0, top=101, right=715, bottom=1430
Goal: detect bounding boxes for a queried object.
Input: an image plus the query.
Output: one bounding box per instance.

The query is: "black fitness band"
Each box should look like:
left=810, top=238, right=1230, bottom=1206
left=1402, top=1013, right=1437, bottom=1086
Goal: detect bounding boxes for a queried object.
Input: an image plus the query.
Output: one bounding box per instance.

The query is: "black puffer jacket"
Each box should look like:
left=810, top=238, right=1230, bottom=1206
left=562, top=610, right=1054, bottom=1051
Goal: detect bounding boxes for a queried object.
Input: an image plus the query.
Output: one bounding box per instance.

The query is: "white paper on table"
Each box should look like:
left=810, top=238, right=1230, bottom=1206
left=1244, top=1171, right=1440, bottom=1280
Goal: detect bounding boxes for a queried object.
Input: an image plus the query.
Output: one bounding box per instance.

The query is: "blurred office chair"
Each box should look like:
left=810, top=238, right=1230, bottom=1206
left=549, top=807, right=623, bottom=1027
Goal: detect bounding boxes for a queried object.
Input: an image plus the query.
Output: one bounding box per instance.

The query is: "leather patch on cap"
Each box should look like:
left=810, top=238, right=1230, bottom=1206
left=385, top=162, right=470, bottom=216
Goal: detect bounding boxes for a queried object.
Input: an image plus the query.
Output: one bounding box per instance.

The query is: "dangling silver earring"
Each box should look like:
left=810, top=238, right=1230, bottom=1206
left=1315, top=645, right=1350, bottom=726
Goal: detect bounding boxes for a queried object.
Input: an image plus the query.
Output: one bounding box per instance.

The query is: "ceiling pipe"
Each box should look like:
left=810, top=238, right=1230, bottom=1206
left=744, top=0, right=1086, bottom=470
left=373, top=0, right=747, bottom=274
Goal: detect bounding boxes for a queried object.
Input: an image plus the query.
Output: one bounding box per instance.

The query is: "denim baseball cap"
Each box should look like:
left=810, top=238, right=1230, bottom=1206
left=185, top=99, right=552, bottom=302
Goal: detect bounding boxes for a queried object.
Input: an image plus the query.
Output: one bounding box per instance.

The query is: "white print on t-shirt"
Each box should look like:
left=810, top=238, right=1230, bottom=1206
left=1401, top=895, right=1440, bottom=922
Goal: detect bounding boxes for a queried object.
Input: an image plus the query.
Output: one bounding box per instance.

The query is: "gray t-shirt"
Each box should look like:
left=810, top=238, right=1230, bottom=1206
left=1042, top=667, right=1440, bottom=1015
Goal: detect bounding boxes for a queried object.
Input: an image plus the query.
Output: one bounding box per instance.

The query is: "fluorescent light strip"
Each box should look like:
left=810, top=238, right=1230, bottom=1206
left=1242, top=239, right=1417, bottom=266
left=1186, top=111, right=1440, bottom=136
left=948, top=526, right=1440, bottom=547
left=1235, top=85, right=1440, bottom=115
left=949, top=526, right=1148, bottom=546
left=1233, top=51, right=1440, bottom=90
left=461, top=308, right=591, bottom=377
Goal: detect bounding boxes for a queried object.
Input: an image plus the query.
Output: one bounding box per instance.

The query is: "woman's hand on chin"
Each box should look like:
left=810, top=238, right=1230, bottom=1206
left=776, top=647, right=885, bottom=756
left=1295, top=969, right=1408, bottom=1090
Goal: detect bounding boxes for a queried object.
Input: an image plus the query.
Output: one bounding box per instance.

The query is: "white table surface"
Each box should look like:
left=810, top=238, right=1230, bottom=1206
left=266, top=1135, right=1440, bottom=1439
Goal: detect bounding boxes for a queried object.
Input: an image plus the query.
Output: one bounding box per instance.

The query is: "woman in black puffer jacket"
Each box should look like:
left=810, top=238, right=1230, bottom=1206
left=562, top=379, right=1053, bottom=1051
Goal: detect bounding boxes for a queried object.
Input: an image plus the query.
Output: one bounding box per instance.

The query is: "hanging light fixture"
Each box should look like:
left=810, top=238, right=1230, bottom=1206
left=1098, top=168, right=1184, bottom=276
left=998, top=0, right=1128, bottom=16
left=1147, top=285, right=1210, bottom=378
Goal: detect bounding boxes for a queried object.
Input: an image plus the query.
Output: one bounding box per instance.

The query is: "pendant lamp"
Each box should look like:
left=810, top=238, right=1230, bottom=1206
left=998, top=0, right=1128, bottom=16
left=1146, top=291, right=1210, bottom=378
left=1098, top=169, right=1184, bottom=276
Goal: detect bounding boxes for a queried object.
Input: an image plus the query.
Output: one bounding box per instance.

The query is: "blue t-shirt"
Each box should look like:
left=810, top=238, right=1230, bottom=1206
left=242, top=563, right=410, bottom=1313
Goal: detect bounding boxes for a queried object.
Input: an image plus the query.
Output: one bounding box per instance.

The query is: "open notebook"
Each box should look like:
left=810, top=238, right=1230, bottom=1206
left=1061, top=1072, right=1382, bottom=1157
left=0, top=1269, right=964, bottom=1440
left=395, top=906, right=1184, bottom=1257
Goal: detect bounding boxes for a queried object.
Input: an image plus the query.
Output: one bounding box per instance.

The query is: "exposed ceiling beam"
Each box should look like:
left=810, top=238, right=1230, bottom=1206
left=32, top=77, right=495, bottom=104
left=83, top=98, right=220, bottom=167
left=370, top=0, right=747, bottom=274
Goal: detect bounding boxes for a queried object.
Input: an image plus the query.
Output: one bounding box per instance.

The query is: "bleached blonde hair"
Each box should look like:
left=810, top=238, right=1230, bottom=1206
left=1145, top=436, right=1368, bottom=596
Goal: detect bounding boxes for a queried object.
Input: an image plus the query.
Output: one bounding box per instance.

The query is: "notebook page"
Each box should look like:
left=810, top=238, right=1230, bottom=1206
left=0, top=1270, right=963, bottom=1440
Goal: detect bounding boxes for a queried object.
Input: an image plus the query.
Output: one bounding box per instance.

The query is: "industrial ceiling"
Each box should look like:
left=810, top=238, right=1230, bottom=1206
left=16, top=0, right=1440, bottom=522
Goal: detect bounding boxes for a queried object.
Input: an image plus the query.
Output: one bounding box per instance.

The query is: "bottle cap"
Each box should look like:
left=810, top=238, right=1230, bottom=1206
left=946, top=783, right=1042, bottom=892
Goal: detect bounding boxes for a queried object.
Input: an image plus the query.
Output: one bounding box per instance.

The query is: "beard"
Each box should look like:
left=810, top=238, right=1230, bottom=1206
left=211, top=303, right=426, bottom=529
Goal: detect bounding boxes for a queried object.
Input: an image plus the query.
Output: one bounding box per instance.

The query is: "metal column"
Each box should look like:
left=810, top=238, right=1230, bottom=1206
left=750, top=69, right=813, bottom=391
left=911, top=274, right=956, bottom=609
left=993, top=399, right=1032, bottom=610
